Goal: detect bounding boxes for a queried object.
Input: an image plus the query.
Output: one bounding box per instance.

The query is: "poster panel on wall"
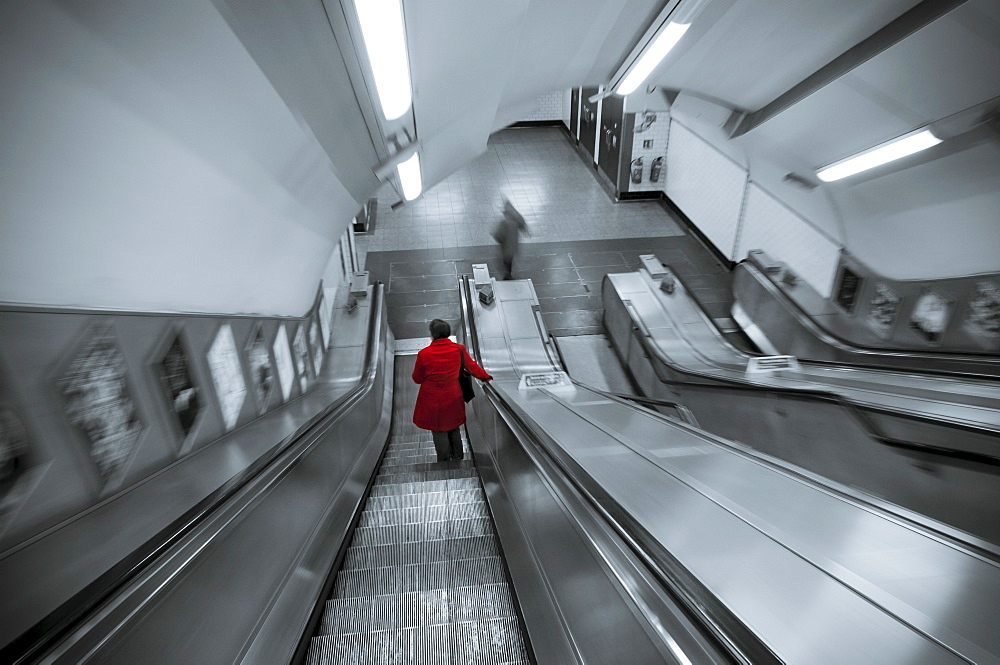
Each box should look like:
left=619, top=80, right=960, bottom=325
left=909, top=288, right=953, bottom=344
left=58, top=328, right=144, bottom=483
left=963, top=281, right=1000, bottom=350
left=309, top=320, right=324, bottom=375
left=834, top=266, right=863, bottom=313
left=247, top=328, right=274, bottom=413
left=158, top=333, right=202, bottom=439
left=867, top=282, right=902, bottom=339
left=0, top=403, right=31, bottom=527
left=293, top=324, right=310, bottom=393
left=319, top=295, right=331, bottom=349
left=273, top=325, right=294, bottom=401
left=207, top=324, right=247, bottom=431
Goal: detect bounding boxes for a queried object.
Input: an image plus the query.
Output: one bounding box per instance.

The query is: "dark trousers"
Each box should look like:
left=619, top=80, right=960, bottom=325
left=431, top=428, right=464, bottom=461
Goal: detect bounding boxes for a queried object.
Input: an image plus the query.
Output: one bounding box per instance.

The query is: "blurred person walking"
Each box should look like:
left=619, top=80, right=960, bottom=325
left=412, top=319, right=492, bottom=462
left=492, top=197, right=527, bottom=280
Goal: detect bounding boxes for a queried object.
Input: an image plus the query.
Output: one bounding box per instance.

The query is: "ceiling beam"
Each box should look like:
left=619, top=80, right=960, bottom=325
left=728, top=0, right=968, bottom=138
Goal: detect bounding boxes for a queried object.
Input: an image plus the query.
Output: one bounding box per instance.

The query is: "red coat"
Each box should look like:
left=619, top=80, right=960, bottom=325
left=412, top=339, right=491, bottom=431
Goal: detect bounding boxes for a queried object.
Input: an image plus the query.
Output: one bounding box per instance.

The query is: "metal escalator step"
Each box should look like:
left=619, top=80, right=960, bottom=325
left=357, top=504, right=452, bottom=528
left=374, top=467, right=478, bottom=486
left=318, top=588, right=450, bottom=635
left=366, top=490, right=453, bottom=512
left=452, top=617, right=531, bottom=664
left=332, top=554, right=506, bottom=599
left=378, top=459, right=476, bottom=475
left=356, top=499, right=488, bottom=529
left=452, top=556, right=506, bottom=588
left=451, top=584, right=519, bottom=622
left=307, top=624, right=457, bottom=665
left=332, top=565, right=404, bottom=598
left=352, top=522, right=426, bottom=548
left=450, top=517, right=493, bottom=539
left=369, top=477, right=480, bottom=498
left=342, top=535, right=500, bottom=571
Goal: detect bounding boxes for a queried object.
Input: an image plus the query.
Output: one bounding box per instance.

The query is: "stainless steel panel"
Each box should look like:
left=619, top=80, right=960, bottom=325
left=509, top=385, right=997, bottom=665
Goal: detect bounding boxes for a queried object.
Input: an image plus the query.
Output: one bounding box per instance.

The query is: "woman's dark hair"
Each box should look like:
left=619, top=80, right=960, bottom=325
left=429, top=319, right=451, bottom=340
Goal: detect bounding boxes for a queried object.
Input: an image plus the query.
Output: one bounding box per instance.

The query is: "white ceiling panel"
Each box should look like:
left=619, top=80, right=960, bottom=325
left=651, top=0, right=920, bottom=110
left=848, top=1, right=1000, bottom=123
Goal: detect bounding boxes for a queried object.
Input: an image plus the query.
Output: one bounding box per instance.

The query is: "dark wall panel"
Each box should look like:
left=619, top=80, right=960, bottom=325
left=570, top=88, right=580, bottom=140
left=580, top=87, right=600, bottom=161
left=598, top=93, right=625, bottom=186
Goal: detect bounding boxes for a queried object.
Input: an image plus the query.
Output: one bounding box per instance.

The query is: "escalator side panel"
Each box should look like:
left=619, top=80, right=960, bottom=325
left=467, top=388, right=697, bottom=665
left=45, top=324, right=393, bottom=664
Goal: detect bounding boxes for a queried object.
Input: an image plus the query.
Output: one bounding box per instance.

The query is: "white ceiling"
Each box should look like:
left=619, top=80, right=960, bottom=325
left=218, top=0, right=999, bottom=206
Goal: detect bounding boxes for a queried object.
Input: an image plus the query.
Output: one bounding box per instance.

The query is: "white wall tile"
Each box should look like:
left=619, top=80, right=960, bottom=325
left=738, top=184, right=840, bottom=297
left=665, top=122, right=747, bottom=258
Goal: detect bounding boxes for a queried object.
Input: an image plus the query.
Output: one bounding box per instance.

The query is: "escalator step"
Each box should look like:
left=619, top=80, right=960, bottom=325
left=307, top=380, right=530, bottom=665
left=342, top=534, right=500, bottom=570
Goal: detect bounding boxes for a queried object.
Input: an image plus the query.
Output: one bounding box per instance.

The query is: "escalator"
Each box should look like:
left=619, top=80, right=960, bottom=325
left=600, top=257, right=1000, bottom=545
left=304, top=355, right=531, bottom=664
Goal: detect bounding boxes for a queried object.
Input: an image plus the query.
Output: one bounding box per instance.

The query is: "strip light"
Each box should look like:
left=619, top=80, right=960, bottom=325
left=354, top=0, right=412, bottom=121
left=816, top=129, right=942, bottom=182
left=397, top=152, right=422, bottom=200
left=616, top=22, right=690, bottom=96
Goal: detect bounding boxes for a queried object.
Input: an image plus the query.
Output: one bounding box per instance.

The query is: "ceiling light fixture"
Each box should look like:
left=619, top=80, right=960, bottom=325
left=816, top=128, right=941, bottom=182
left=397, top=152, right=422, bottom=200
left=354, top=0, right=412, bottom=121
left=616, top=22, right=690, bottom=96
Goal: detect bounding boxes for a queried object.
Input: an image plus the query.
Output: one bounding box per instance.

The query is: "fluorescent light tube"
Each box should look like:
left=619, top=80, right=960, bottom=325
left=354, top=0, right=412, bottom=121
left=397, top=152, right=422, bottom=200
left=816, top=129, right=942, bottom=182
left=616, top=22, right=690, bottom=96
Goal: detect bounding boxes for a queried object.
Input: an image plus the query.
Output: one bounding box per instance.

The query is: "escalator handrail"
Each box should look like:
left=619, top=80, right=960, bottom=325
left=735, top=260, right=1000, bottom=378
left=605, top=273, right=1000, bottom=444
left=460, top=276, right=778, bottom=665
left=12, top=286, right=387, bottom=665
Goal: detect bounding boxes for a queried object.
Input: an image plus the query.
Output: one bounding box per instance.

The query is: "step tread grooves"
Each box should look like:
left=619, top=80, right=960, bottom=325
left=306, top=413, right=529, bottom=665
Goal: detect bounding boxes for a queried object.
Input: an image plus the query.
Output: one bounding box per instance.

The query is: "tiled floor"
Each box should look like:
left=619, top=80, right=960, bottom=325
left=358, top=126, right=736, bottom=339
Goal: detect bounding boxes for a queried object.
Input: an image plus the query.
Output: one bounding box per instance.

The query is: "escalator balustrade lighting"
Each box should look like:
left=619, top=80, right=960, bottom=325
left=816, top=128, right=941, bottom=182
left=397, top=151, right=422, bottom=201
left=354, top=0, right=412, bottom=121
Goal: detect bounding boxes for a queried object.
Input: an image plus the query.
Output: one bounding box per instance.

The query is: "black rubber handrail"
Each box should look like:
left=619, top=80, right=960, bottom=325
left=8, top=287, right=385, bottom=665
left=459, top=276, right=778, bottom=665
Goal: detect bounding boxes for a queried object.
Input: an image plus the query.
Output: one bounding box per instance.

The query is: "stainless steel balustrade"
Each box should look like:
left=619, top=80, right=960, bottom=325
left=732, top=260, right=1000, bottom=378
left=604, top=265, right=1000, bottom=545
left=462, top=270, right=1000, bottom=665
left=28, top=287, right=394, bottom=664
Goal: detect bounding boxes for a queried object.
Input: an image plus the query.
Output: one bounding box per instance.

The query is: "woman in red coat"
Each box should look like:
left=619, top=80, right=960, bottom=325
left=412, top=319, right=492, bottom=461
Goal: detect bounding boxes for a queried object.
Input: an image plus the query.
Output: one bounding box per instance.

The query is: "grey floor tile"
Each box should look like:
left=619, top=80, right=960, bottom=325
left=390, top=275, right=461, bottom=293
left=537, top=296, right=596, bottom=313
left=391, top=260, right=459, bottom=277
left=533, top=282, right=589, bottom=298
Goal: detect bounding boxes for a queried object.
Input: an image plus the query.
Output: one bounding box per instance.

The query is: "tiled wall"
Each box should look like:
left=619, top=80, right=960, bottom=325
left=522, top=91, right=565, bottom=121
left=737, top=185, right=841, bottom=299
left=665, top=121, right=748, bottom=262
left=626, top=112, right=670, bottom=192
left=650, top=115, right=842, bottom=298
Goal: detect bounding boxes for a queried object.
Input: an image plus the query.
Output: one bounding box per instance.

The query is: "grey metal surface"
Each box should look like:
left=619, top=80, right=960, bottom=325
left=32, top=289, right=392, bottom=664
left=305, top=354, right=531, bottom=665
left=604, top=267, right=1000, bottom=543
left=732, top=259, right=1000, bottom=377
left=609, top=269, right=1000, bottom=429
left=469, top=277, right=1000, bottom=664
left=462, top=276, right=754, bottom=665
left=2, top=288, right=376, bottom=658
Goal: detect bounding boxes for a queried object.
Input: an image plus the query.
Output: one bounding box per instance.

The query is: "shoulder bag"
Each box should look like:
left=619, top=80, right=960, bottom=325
left=458, top=347, right=475, bottom=402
